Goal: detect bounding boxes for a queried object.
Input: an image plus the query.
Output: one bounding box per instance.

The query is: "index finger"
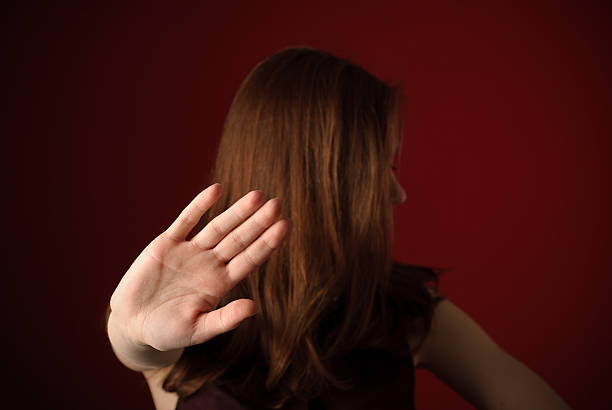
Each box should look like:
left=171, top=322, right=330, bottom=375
left=164, top=183, right=222, bottom=241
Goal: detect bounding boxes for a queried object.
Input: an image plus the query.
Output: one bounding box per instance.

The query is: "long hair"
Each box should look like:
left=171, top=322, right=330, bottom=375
left=164, top=46, right=447, bottom=408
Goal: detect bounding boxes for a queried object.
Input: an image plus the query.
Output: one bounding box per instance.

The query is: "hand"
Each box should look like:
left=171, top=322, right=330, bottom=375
left=109, top=184, right=291, bottom=353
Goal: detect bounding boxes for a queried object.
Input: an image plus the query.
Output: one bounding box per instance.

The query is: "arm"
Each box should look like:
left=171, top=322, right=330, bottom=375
left=106, top=305, right=180, bottom=409
left=414, top=294, right=572, bottom=410
left=143, top=366, right=179, bottom=410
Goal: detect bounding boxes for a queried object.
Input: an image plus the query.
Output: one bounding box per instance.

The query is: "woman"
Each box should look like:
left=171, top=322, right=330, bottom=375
left=107, top=46, right=572, bottom=409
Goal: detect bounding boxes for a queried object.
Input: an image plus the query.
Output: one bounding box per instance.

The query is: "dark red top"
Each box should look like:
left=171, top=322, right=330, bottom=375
left=175, top=344, right=416, bottom=410
left=174, top=263, right=434, bottom=409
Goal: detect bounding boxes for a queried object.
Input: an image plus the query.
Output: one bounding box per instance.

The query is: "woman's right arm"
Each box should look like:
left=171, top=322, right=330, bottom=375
left=415, top=296, right=572, bottom=409
left=106, top=183, right=291, bottom=372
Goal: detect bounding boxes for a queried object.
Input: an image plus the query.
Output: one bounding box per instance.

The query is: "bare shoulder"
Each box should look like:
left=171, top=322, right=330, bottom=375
left=408, top=285, right=506, bottom=372
left=410, top=289, right=573, bottom=409
left=416, top=290, right=501, bottom=370
left=143, top=366, right=179, bottom=410
left=405, top=286, right=446, bottom=369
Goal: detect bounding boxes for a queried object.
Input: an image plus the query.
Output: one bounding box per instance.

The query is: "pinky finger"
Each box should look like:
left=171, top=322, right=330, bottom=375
left=165, top=183, right=222, bottom=242
left=190, top=298, right=257, bottom=345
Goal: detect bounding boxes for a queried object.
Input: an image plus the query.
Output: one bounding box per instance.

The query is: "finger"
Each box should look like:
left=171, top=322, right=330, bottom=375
left=213, top=197, right=282, bottom=263
left=226, top=219, right=291, bottom=284
left=191, top=190, right=266, bottom=250
left=190, top=298, right=257, bottom=345
left=165, top=183, right=222, bottom=242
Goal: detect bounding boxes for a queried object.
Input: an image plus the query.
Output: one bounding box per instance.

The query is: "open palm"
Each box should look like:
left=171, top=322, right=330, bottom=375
left=110, top=184, right=290, bottom=353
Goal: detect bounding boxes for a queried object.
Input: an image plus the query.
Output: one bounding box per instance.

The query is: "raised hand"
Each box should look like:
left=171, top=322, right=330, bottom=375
left=109, top=184, right=291, bottom=358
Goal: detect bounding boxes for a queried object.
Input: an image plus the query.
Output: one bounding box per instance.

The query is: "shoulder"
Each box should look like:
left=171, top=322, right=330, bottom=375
left=412, top=289, right=502, bottom=370
left=402, top=286, right=443, bottom=369
left=410, top=292, right=573, bottom=409
left=143, top=366, right=179, bottom=410
left=408, top=290, right=505, bottom=403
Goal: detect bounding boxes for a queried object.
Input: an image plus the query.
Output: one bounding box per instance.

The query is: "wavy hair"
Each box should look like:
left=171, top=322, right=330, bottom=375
left=163, top=46, right=447, bottom=408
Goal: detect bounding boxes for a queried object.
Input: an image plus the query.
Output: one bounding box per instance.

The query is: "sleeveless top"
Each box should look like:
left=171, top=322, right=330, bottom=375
left=174, top=263, right=432, bottom=410
left=175, top=343, right=416, bottom=410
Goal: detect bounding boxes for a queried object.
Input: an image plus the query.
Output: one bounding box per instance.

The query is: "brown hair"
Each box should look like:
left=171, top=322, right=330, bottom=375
left=163, top=46, right=447, bottom=407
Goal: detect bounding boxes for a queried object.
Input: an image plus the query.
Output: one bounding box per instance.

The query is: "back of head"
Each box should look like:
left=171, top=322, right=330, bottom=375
left=164, top=46, right=436, bottom=408
left=215, top=46, right=400, bottom=252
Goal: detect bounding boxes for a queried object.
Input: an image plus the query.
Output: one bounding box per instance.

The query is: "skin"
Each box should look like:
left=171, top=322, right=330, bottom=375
left=109, top=140, right=572, bottom=409
left=108, top=136, right=405, bottom=368
left=108, top=145, right=407, bottom=407
left=133, top=169, right=408, bottom=410
left=108, top=184, right=292, bottom=372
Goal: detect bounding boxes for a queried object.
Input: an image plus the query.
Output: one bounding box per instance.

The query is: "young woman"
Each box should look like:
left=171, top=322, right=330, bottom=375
left=107, top=46, right=572, bottom=410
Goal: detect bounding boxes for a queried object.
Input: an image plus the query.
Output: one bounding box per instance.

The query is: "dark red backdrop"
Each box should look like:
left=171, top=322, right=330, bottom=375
left=6, top=1, right=611, bottom=409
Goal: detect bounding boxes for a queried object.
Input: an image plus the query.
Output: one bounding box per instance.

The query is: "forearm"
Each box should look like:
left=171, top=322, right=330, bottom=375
left=107, top=310, right=183, bottom=372
left=417, top=299, right=572, bottom=410
left=486, top=350, right=572, bottom=410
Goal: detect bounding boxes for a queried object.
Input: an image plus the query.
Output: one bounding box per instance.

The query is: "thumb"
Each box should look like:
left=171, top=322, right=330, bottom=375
left=190, top=298, right=257, bottom=345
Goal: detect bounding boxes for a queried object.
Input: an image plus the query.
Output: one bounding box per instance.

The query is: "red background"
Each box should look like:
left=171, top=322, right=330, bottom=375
left=6, top=1, right=611, bottom=409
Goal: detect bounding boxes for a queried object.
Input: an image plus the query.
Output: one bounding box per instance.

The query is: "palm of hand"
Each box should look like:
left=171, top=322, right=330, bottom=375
left=110, top=184, right=290, bottom=352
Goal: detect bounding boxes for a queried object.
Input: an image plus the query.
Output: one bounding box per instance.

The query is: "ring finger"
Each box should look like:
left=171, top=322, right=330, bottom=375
left=213, top=197, right=282, bottom=262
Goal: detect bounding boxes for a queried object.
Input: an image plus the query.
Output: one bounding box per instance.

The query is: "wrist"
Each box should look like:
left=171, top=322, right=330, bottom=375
left=107, top=312, right=183, bottom=371
left=107, top=311, right=146, bottom=349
